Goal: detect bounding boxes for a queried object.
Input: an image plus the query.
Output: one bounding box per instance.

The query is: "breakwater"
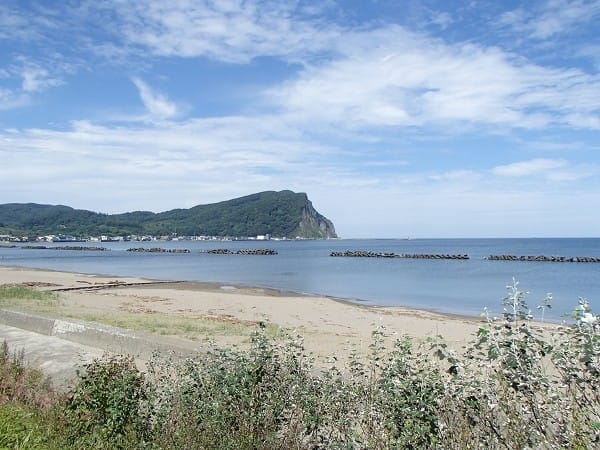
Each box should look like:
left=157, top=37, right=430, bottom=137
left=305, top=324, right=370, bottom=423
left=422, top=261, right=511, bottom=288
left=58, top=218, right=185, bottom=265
left=2, top=238, right=599, bottom=320
left=486, top=255, right=600, bottom=263
left=21, top=245, right=107, bottom=251
left=330, top=250, right=469, bottom=260
left=127, top=247, right=190, bottom=253
left=203, top=248, right=278, bottom=255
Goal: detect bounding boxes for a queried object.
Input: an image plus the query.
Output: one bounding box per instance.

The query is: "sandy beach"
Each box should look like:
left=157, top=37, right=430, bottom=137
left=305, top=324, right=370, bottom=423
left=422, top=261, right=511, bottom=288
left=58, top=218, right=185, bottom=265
left=0, top=265, right=482, bottom=359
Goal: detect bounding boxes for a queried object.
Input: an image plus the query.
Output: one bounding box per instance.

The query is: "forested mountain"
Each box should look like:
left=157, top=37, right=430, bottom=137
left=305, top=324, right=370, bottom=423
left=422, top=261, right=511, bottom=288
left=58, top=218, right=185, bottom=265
left=0, top=191, right=337, bottom=239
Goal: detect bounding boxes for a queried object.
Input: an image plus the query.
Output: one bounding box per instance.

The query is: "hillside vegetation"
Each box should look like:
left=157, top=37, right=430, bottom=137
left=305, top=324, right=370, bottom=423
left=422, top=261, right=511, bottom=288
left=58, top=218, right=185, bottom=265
left=0, top=190, right=337, bottom=239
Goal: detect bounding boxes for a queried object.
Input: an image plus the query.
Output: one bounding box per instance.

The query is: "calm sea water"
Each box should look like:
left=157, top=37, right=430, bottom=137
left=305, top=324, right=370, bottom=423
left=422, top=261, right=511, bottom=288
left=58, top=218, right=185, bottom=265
left=1, top=238, right=599, bottom=320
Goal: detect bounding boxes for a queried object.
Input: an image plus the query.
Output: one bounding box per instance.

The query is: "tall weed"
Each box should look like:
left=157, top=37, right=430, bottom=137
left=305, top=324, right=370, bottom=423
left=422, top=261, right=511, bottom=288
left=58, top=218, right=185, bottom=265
left=0, top=340, right=55, bottom=408
left=434, top=279, right=599, bottom=448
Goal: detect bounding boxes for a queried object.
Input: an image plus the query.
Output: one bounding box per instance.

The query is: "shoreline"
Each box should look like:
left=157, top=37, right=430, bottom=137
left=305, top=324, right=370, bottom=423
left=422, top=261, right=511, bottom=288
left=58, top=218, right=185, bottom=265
left=0, top=262, right=481, bottom=322
left=0, top=264, right=484, bottom=358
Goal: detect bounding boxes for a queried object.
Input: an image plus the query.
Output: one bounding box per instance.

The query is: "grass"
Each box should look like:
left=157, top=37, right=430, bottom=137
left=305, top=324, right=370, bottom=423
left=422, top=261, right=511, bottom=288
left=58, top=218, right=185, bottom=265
left=0, top=284, right=283, bottom=343
left=61, top=310, right=284, bottom=343
left=0, top=285, right=62, bottom=312
left=74, top=312, right=252, bottom=340
left=0, top=403, right=58, bottom=449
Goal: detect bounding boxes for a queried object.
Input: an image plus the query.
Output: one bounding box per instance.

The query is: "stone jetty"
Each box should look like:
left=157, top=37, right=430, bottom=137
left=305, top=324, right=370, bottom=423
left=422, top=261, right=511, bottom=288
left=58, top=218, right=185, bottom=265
left=236, top=248, right=278, bottom=255
left=203, top=248, right=278, bottom=255
left=330, top=250, right=469, bottom=260
left=21, top=245, right=107, bottom=251
left=126, top=247, right=190, bottom=253
left=486, top=254, right=600, bottom=263
left=206, top=248, right=234, bottom=255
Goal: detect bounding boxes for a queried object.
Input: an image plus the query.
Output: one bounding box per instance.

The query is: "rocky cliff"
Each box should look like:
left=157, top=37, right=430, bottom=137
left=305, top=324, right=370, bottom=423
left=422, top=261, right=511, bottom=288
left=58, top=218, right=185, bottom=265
left=297, top=197, right=337, bottom=239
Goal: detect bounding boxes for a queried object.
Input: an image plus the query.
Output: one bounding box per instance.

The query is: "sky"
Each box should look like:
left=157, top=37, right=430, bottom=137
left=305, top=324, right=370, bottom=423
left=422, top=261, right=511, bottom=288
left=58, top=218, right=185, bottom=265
left=1, top=0, right=599, bottom=238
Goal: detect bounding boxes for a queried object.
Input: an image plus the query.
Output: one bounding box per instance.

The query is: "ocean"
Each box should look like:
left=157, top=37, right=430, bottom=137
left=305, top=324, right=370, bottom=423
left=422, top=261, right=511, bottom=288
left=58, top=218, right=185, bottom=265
left=1, top=238, right=599, bottom=321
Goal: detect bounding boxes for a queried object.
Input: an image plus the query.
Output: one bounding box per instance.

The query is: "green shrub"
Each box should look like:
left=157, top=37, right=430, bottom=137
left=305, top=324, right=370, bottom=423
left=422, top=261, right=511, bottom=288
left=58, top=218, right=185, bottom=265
left=140, top=328, right=448, bottom=449
left=142, top=331, right=319, bottom=449
left=375, top=336, right=444, bottom=448
left=65, top=355, right=145, bottom=448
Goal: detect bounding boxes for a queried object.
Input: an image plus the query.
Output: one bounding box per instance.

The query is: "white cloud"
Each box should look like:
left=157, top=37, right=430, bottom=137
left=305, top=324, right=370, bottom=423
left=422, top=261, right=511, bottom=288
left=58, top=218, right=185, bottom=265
left=4, top=1, right=599, bottom=132
left=107, top=0, right=339, bottom=63
left=21, top=66, right=62, bottom=92
left=498, top=0, right=600, bottom=39
left=577, top=44, right=600, bottom=69
left=564, top=113, right=600, bottom=129
left=429, top=11, right=453, bottom=29
left=0, top=58, right=65, bottom=110
left=492, top=158, right=568, bottom=177
left=0, top=5, right=38, bottom=41
left=429, top=170, right=479, bottom=182
left=490, top=158, right=597, bottom=183
left=0, top=88, right=29, bottom=110
left=0, top=114, right=340, bottom=209
left=2, top=117, right=600, bottom=237
left=267, top=25, right=600, bottom=130
left=131, top=77, right=179, bottom=119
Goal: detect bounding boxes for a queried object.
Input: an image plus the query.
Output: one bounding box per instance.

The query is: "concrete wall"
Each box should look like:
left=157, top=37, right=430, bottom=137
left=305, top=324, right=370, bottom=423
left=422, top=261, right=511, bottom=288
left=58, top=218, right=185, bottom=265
left=0, top=309, right=200, bottom=359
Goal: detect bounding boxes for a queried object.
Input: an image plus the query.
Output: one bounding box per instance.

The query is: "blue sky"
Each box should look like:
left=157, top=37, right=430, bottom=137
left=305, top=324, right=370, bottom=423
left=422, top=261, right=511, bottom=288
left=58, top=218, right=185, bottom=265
left=1, top=0, right=599, bottom=238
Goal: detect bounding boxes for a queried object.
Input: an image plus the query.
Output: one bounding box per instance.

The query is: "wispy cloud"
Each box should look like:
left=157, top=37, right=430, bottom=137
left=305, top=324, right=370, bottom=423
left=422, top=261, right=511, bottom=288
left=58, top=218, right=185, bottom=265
left=268, top=25, right=600, bottom=130
left=4, top=1, right=600, bottom=132
left=131, top=77, right=179, bottom=119
left=106, top=0, right=339, bottom=64
left=0, top=4, right=42, bottom=41
left=497, top=0, right=600, bottom=39
left=0, top=61, right=66, bottom=110
left=0, top=88, right=29, bottom=110
left=21, top=66, right=62, bottom=92
left=488, top=157, right=598, bottom=185
left=492, top=158, right=568, bottom=177
left=0, top=114, right=339, bottom=208
left=428, top=11, right=453, bottom=29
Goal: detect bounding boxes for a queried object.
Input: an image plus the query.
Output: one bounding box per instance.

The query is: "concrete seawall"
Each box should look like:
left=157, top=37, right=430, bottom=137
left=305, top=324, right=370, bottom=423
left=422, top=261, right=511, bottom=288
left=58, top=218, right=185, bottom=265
left=0, top=309, right=200, bottom=360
